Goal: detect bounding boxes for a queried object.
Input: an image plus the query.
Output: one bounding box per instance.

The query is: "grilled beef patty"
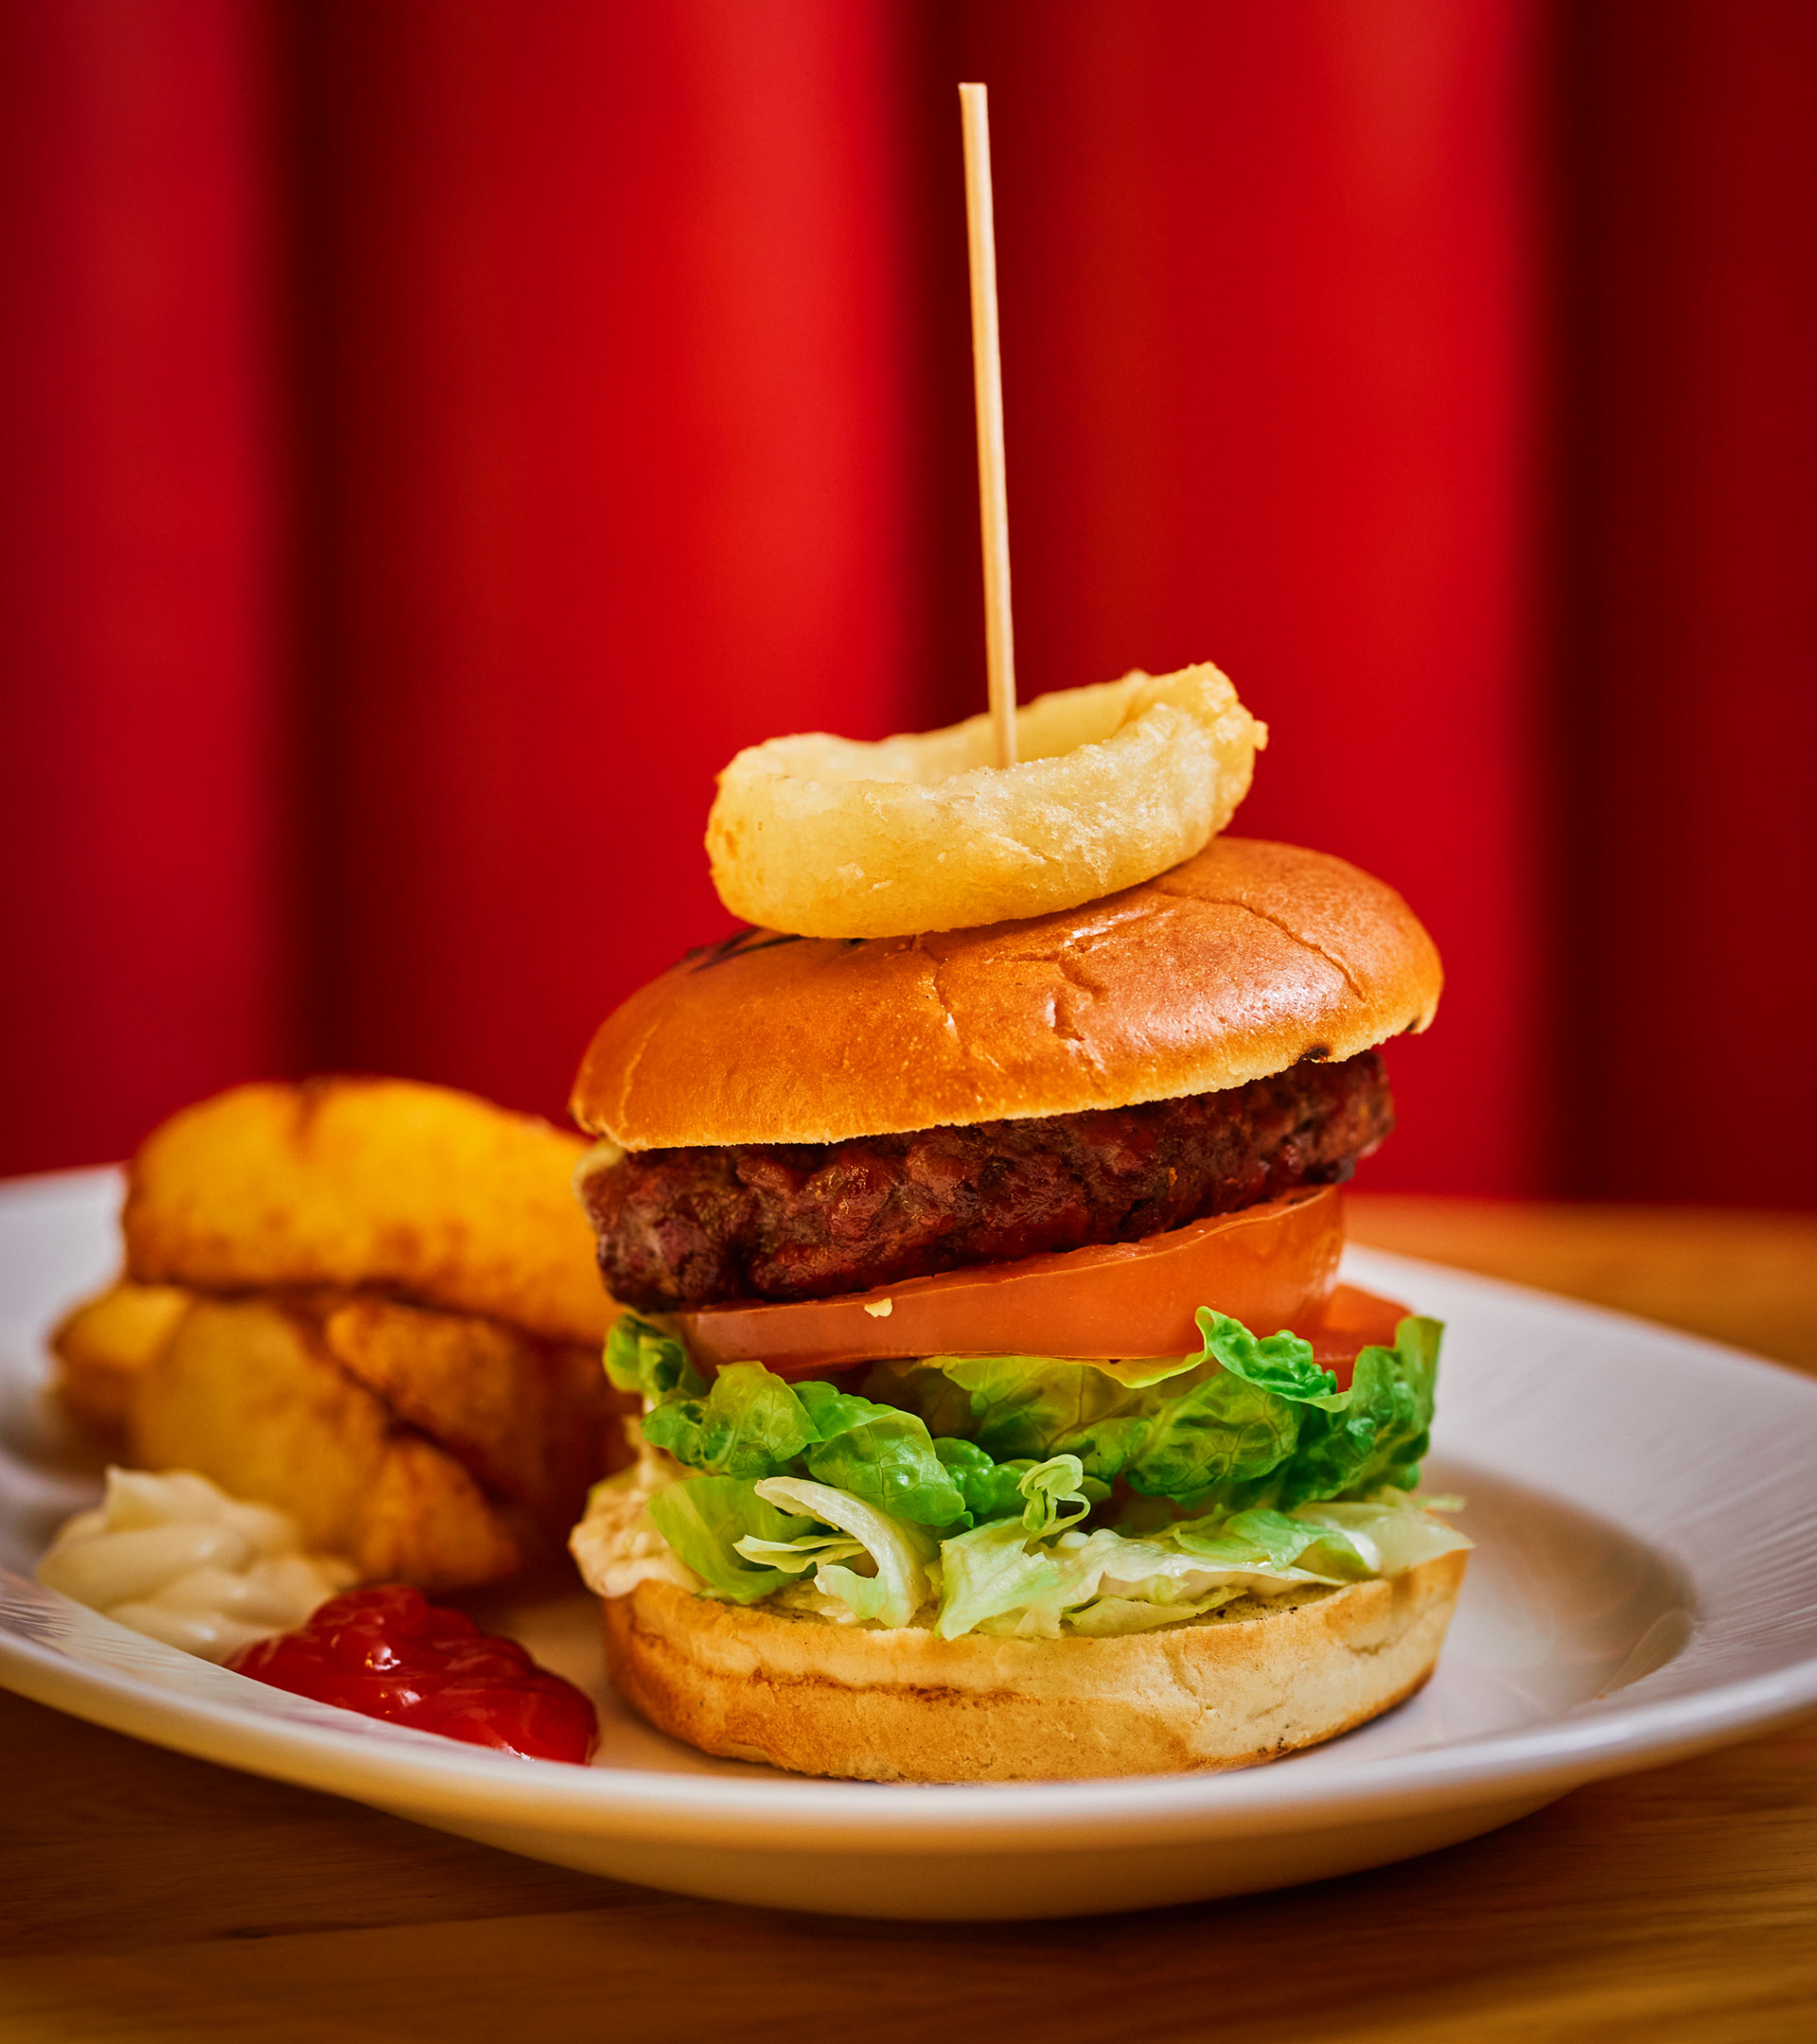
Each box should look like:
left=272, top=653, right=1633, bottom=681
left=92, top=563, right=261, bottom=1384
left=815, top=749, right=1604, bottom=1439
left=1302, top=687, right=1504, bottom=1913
left=581, top=1050, right=1392, bottom=1313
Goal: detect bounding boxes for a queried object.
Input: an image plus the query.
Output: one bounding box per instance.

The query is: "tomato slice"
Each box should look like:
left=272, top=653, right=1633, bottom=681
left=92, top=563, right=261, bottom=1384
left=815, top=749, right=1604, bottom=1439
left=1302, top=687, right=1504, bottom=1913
left=676, top=1187, right=1345, bottom=1377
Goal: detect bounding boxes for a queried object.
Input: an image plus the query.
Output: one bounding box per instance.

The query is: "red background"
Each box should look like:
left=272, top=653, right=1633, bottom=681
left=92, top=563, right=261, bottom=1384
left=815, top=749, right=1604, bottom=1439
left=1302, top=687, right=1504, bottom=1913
left=4, top=0, right=1813, bottom=1203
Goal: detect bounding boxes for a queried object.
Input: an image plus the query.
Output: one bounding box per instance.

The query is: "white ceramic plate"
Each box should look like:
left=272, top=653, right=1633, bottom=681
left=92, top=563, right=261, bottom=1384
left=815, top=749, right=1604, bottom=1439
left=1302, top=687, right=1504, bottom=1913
left=4, top=1168, right=1816, bottom=1921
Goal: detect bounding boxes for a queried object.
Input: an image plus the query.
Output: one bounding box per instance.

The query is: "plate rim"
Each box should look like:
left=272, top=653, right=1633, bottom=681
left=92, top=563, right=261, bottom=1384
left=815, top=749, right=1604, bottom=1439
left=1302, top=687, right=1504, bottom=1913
left=6, top=1593, right=1817, bottom=1852
left=6, top=1168, right=1817, bottom=1855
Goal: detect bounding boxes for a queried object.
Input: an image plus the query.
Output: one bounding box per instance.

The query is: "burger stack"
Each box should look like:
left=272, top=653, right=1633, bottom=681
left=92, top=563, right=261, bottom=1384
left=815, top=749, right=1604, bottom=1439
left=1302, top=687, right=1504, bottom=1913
left=567, top=677, right=1470, bottom=1782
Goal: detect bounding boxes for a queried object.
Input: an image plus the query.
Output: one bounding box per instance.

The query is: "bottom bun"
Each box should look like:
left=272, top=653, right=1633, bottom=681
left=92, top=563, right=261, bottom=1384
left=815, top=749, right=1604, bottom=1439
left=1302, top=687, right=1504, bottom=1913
left=602, top=1552, right=1467, bottom=1783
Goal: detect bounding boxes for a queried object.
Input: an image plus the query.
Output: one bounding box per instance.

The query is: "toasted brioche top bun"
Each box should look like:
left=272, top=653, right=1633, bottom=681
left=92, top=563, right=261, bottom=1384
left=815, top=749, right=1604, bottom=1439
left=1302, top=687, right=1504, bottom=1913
left=572, top=838, right=1441, bottom=1149
left=603, top=1553, right=1466, bottom=1782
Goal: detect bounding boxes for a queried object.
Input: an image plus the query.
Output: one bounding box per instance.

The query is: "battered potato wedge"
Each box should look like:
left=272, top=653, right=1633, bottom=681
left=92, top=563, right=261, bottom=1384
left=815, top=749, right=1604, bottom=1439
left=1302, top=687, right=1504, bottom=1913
left=123, top=1078, right=609, bottom=1346
left=320, top=1297, right=629, bottom=1533
left=131, top=1295, right=523, bottom=1592
left=51, top=1279, right=194, bottom=1431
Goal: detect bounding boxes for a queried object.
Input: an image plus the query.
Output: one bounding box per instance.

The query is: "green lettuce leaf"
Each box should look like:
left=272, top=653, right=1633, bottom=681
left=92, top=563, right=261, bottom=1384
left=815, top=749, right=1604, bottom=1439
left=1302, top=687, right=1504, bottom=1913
left=868, top=1313, right=1442, bottom=1512
left=932, top=1436, right=1028, bottom=1524
left=642, top=1362, right=816, bottom=1477
left=646, top=1458, right=1467, bottom=1636
left=1216, top=1316, right=1441, bottom=1510
left=876, top=1345, right=1303, bottom=1501
left=1197, top=1313, right=1343, bottom=1403
left=794, top=1383, right=969, bottom=1527
left=1076, top=1366, right=1307, bottom=1498
left=936, top=1523, right=1245, bottom=1641
left=612, top=1306, right=1442, bottom=1607
left=873, top=1351, right=1155, bottom=1465
left=604, top=1314, right=704, bottom=1401
left=644, top=1477, right=817, bottom=1602
left=614, top=1320, right=982, bottom=1526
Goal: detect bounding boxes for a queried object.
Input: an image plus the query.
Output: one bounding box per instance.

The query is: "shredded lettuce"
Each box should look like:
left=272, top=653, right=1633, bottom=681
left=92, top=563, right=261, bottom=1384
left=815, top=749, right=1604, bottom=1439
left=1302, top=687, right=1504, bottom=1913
left=1289, top=1490, right=1470, bottom=1576
left=1169, top=1504, right=1372, bottom=1579
left=750, top=1476, right=936, bottom=1626
left=941, top=1489, right=1468, bottom=1639
left=723, top=1455, right=1097, bottom=1631
left=944, top=1526, right=1250, bottom=1640
left=935, top=1520, right=1071, bottom=1638
left=643, top=1477, right=816, bottom=1603
left=1016, top=1453, right=1095, bottom=1536
left=1063, top=1594, right=1237, bottom=1637
left=606, top=1468, right=1467, bottom=1637
left=726, top=1529, right=866, bottom=1576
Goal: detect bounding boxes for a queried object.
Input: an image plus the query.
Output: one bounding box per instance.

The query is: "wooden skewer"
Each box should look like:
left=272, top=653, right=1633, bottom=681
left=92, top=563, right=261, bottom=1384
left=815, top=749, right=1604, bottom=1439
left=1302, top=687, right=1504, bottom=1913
left=960, top=82, right=1017, bottom=769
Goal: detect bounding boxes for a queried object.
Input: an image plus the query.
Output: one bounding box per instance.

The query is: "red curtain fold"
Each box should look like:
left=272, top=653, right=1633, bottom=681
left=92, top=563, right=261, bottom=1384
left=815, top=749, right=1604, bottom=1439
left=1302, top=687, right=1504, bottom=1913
left=283, top=0, right=923, bottom=1120
left=1552, top=0, right=1817, bottom=1205
left=3, top=1, right=1813, bottom=1206
left=0, top=0, right=290, bottom=1175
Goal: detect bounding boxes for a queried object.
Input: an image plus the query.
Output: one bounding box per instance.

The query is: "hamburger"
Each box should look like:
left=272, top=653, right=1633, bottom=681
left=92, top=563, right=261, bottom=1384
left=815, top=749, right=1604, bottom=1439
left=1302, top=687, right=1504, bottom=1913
left=567, top=835, right=1468, bottom=1780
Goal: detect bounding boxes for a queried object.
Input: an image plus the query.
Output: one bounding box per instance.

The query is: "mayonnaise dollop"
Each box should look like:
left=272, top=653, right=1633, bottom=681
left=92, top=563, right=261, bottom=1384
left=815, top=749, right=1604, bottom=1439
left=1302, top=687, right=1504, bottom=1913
left=36, top=1467, right=358, bottom=1663
left=569, top=1436, right=697, bottom=1600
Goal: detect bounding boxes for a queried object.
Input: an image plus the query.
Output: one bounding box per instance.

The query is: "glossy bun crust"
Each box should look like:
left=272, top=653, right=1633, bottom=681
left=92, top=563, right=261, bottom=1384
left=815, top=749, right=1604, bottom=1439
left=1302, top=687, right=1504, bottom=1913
left=572, top=839, right=1441, bottom=1149
left=602, top=1552, right=1466, bottom=1782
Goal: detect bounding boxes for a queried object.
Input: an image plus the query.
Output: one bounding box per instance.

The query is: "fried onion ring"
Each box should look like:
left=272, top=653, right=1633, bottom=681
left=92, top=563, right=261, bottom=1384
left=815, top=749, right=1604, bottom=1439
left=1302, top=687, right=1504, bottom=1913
left=706, top=663, right=1266, bottom=938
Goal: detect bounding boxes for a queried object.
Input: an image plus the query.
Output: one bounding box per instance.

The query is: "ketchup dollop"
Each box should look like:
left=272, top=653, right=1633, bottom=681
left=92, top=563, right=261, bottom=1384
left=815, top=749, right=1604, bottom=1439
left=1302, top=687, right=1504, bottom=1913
left=229, top=1585, right=598, bottom=1764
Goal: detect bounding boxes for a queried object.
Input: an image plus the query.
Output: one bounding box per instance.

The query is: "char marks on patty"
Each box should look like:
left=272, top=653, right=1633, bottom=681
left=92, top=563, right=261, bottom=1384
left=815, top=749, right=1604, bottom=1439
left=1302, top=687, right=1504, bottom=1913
left=582, top=1051, right=1391, bottom=1313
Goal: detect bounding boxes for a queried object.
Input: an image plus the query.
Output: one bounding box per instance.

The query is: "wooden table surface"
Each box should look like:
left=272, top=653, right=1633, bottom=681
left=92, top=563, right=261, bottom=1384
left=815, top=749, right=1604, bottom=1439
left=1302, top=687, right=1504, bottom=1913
left=5, top=1198, right=1817, bottom=2044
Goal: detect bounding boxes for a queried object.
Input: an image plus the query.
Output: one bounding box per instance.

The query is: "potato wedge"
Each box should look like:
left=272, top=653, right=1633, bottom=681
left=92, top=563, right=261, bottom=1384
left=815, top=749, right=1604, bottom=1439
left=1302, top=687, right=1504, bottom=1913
left=321, top=1297, right=631, bottom=1533
left=123, top=1077, right=610, bottom=1345
left=354, top=1434, right=529, bottom=1588
left=51, top=1279, right=194, bottom=1431
left=131, top=1295, right=522, bottom=1592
